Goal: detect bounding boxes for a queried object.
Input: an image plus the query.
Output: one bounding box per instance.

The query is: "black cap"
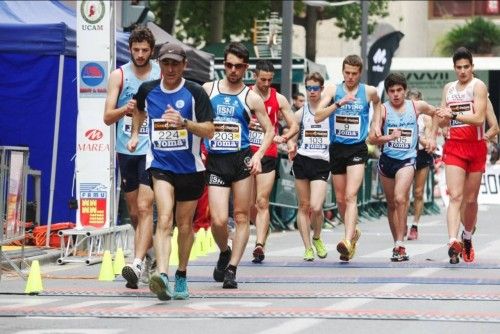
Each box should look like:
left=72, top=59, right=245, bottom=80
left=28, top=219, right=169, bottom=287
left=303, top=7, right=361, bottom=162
left=158, top=42, right=186, bottom=62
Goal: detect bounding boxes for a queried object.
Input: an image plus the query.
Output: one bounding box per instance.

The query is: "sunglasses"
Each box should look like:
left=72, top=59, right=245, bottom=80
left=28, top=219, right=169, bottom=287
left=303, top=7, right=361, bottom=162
left=305, top=85, right=321, bottom=92
left=224, top=61, right=247, bottom=70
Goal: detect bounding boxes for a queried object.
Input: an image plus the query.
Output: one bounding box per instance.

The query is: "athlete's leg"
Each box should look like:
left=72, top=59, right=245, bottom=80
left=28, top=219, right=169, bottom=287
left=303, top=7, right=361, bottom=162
left=134, top=184, right=154, bottom=261
left=445, top=165, right=466, bottom=240
left=332, top=174, right=347, bottom=220
left=413, top=166, right=429, bottom=226
left=229, top=176, right=254, bottom=266
left=208, top=185, right=231, bottom=252
left=393, top=166, right=415, bottom=242
left=151, top=178, right=175, bottom=275
left=175, top=200, right=198, bottom=271
left=309, top=180, right=328, bottom=238
left=462, top=171, right=483, bottom=233
left=379, top=174, right=397, bottom=241
left=124, top=190, right=139, bottom=229
left=254, top=170, right=276, bottom=246
left=295, top=178, right=312, bottom=250
left=343, top=163, right=365, bottom=240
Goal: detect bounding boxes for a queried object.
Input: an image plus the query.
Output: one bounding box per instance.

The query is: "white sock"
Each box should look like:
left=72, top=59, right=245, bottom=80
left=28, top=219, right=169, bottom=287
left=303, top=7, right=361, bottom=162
left=449, top=237, right=458, bottom=245
left=462, top=230, right=472, bottom=240
left=146, top=247, right=155, bottom=259
left=132, top=258, right=143, bottom=269
left=395, top=240, right=404, bottom=248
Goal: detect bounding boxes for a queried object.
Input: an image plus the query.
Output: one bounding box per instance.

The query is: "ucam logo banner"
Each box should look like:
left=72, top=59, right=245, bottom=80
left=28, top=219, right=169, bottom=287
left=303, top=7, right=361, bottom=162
left=76, top=0, right=115, bottom=229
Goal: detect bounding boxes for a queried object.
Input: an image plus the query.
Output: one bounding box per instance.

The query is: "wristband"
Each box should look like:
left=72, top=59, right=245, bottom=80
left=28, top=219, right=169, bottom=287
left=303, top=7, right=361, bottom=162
left=335, top=101, right=342, bottom=109
left=451, top=113, right=457, bottom=121
left=182, top=117, right=188, bottom=126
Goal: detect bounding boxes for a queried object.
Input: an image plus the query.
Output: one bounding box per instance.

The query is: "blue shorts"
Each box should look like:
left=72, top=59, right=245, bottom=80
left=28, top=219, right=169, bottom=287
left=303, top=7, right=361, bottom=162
left=117, top=153, right=151, bottom=192
left=377, top=153, right=415, bottom=179
left=416, top=149, right=433, bottom=170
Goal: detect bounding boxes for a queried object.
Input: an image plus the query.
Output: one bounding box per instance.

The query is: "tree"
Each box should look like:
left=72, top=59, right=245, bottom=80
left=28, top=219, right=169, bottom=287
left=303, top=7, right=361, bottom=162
left=294, top=0, right=389, bottom=61
left=151, top=0, right=389, bottom=61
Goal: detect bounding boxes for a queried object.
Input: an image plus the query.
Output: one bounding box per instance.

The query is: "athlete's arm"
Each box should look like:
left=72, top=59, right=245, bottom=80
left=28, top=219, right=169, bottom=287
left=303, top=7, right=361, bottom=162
left=484, top=98, right=499, bottom=142
left=415, top=100, right=438, bottom=153
left=367, top=85, right=382, bottom=137
left=276, top=93, right=299, bottom=142
left=287, top=107, right=303, bottom=161
left=314, top=84, right=336, bottom=123
left=437, top=80, right=487, bottom=126
left=247, top=90, right=274, bottom=174
left=368, top=105, right=400, bottom=146
left=127, top=84, right=147, bottom=152
left=104, top=69, right=130, bottom=125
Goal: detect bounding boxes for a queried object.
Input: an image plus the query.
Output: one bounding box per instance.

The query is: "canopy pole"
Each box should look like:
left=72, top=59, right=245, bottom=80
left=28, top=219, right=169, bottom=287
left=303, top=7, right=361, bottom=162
left=46, top=54, right=64, bottom=247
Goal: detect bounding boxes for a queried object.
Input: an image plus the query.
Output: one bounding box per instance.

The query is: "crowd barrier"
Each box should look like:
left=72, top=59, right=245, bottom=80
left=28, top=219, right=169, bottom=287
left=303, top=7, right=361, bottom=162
left=269, top=155, right=439, bottom=231
left=0, top=146, right=30, bottom=280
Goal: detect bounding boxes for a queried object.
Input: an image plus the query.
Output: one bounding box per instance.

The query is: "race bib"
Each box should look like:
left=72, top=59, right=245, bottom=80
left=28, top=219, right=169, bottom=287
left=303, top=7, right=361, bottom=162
left=209, top=121, right=241, bottom=151
left=123, top=115, right=149, bottom=136
left=249, top=119, right=264, bottom=146
left=387, top=128, right=413, bottom=150
left=449, top=102, right=473, bottom=127
left=303, top=128, right=330, bottom=150
left=151, top=119, right=188, bottom=151
left=334, top=115, right=360, bottom=139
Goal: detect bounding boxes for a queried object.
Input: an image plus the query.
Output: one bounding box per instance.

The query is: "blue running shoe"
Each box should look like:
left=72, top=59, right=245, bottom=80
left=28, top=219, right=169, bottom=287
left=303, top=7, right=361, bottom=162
left=149, top=273, right=173, bottom=301
left=173, top=274, right=189, bottom=300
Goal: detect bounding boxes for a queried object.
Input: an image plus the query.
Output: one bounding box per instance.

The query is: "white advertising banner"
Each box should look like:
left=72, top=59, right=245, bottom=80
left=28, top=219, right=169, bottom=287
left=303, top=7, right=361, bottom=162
left=76, top=0, right=115, bottom=229
left=439, top=164, right=500, bottom=207
left=478, top=164, right=500, bottom=205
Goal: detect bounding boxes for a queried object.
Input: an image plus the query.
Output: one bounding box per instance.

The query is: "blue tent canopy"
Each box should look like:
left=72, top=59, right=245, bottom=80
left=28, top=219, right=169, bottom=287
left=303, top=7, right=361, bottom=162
left=0, top=0, right=130, bottom=61
left=0, top=1, right=130, bottom=228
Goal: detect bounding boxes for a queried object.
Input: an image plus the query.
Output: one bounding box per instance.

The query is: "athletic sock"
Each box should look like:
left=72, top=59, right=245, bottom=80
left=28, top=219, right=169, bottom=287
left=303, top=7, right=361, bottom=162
left=462, top=230, right=473, bottom=240
left=175, top=270, right=186, bottom=278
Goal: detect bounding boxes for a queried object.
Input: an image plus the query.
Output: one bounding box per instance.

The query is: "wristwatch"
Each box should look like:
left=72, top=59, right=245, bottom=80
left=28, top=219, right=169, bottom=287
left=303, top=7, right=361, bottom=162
left=335, top=101, right=342, bottom=109
left=182, top=117, right=188, bottom=126
left=451, top=113, right=457, bottom=121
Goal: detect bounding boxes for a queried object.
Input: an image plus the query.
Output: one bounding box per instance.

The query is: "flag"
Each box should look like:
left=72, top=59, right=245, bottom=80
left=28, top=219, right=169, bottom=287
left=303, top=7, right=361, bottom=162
left=367, top=31, right=405, bottom=96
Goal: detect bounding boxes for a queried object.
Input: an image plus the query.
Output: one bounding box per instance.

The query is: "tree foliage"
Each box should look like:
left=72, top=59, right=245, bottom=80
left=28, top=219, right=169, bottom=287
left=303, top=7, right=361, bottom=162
left=151, top=0, right=389, bottom=46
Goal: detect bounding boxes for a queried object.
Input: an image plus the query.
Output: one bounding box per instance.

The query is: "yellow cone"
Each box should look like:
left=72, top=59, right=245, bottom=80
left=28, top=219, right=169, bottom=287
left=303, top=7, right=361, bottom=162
left=98, top=250, right=115, bottom=281
left=189, top=232, right=198, bottom=261
left=202, top=228, right=211, bottom=254
left=25, top=260, right=43, bottom=294
left=194, top=230, right=206, bottom=256
left=113, top=247, right=126, bottom=275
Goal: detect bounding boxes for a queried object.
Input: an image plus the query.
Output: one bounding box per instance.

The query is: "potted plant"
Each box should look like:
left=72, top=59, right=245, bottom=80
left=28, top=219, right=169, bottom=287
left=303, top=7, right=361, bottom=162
left=437, top=16, right=500, bottom=56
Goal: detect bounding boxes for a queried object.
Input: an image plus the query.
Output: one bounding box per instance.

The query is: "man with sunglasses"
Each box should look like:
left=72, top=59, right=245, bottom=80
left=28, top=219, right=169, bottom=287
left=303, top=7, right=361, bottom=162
left=103, top=27, right=160, bottom=289
left=248, top=60, right=298, bottom=263
left=202, top=42, right=274, bottom=289
left=128, top=42, right=215, bottom=300
left=315, top=55, right=381, bottom=262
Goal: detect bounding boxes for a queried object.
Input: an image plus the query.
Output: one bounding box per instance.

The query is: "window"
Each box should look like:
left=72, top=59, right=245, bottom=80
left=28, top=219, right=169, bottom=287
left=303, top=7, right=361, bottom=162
left=430, top=0, right=499, bottom=18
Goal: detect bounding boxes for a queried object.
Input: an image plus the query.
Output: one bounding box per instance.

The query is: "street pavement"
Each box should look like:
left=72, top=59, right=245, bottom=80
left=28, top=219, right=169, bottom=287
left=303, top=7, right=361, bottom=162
left=1, top=202, right=500, bottom=334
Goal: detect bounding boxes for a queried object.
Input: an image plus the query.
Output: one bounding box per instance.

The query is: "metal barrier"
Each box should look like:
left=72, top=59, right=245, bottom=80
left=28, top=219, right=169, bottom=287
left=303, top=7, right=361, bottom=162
left=0, top=146, right=30, bottom=280
left=269, top=156, right=439, bottom=230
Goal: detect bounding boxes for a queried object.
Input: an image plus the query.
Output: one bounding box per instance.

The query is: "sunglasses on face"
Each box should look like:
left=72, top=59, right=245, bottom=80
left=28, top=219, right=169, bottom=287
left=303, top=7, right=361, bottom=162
left=305, top=85, right=321, bottom=92
left=224, top=61, right=247, bottom=70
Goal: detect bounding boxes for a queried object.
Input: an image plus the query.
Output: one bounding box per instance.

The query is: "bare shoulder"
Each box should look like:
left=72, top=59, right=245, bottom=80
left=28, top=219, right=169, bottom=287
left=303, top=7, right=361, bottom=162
left=276, top=92, right=291, bottom=107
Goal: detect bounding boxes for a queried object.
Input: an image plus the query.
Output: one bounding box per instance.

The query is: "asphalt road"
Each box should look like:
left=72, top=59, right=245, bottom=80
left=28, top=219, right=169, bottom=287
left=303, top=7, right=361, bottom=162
left=1, top=202, right=500, bottom=334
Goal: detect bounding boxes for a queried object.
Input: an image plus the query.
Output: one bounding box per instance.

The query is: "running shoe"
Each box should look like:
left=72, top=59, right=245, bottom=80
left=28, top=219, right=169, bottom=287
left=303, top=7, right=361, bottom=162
left=213, top=247, right=231, bottom=282
left=407, top=225, right=418, bottom=241
left=390, top=246, right=409, bottom=262
left=312, top=237, right=328, bottom=259
left=303, top=247, right=314, bottom=261
left=122, top=263, right=141, bottom=289
left=222, top=268, right=238, bottom=289
left=252, top=244, right=265, bottom=263
left=461, top=232, right=475, bottom=263
left=149, top=273, right=173, bottom=301
left=337, top=239, right=353, bottom=262
left=349, top=228, right=362, bottom=260
left=173, top=274, right=189, bottom=300
left=448, top=240, right=463, bottom=264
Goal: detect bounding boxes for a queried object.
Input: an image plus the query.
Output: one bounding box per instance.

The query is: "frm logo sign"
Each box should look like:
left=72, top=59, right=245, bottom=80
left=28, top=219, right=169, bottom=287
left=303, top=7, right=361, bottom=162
left=80, top=0, right=105, bottom=25
left=372, top=48, right=387, bottom=73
